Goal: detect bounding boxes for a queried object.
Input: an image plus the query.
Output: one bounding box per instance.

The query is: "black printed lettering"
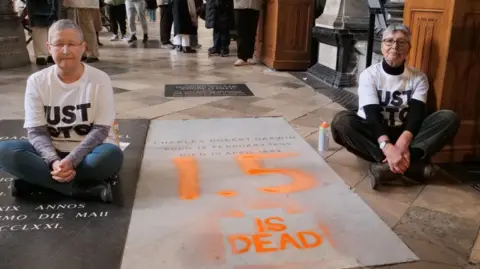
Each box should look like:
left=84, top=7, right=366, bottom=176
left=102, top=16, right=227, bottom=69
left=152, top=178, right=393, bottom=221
left=62, top=105, right=76, bottom=124
left=45, top=106, right=61, bottom=125
left=73, top=124, right=92, bottom=136
left=57, top=126, right=73, bottom=138
left=47, top=126, right=60, bottom=137
left=377, top=91, right=391, bottom=106
left=391, top=91, right=403, bottom=106
left=404, top=90, right=413, bottom=101
left=385, top=107, right=399, bottom=126
left=76, top=103, right=91, bottom=121
left=399, top=107, right=409, bottom=122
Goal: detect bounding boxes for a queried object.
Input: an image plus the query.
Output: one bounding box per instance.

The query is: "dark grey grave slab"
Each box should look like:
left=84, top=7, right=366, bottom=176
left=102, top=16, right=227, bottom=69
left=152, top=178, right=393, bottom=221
left=165, top=84, right=254, bottom=97
left=0, top=119, right=149, bottom=269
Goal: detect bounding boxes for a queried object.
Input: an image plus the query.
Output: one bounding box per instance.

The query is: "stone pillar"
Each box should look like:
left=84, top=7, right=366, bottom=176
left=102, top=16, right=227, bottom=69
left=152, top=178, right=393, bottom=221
left=0, top=0, right=30, bottom=69
left=307, top=0, right=370, bottom=88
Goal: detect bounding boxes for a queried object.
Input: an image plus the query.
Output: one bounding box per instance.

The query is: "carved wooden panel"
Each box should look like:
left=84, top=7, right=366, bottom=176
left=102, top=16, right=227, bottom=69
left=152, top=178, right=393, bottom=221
left=256, top=0, right=314, bottom=70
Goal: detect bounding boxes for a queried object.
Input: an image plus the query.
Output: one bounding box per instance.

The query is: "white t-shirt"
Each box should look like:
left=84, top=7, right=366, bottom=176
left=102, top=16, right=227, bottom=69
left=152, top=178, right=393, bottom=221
left=24, top=64, right=116, bottom=152
left=357, top=62, right=429, bottom=127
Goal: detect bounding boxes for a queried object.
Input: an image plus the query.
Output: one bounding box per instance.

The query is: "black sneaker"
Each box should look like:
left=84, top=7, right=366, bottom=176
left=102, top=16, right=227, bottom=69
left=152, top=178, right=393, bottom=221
left=47, top=56, right=54, bottom=64
left=208, top=47, right=220, bottom=56
left=220, top=50, right=230, bottom=57
left=404, top=163, right=437, bottom=183
left=143, top=34, right=148, bottom=44
left=85, top=57, right=99, bottom=63
left=73, top=182, right=113, bottom=203
left=36, top=57, right=47, bottom=66
left=128, top=34, right=137, bottom=43
left=10, top=179, right=42, bottom=197
left=182, top=46, right=197, bottom=53
left=369, top=163, right=398, bottom=189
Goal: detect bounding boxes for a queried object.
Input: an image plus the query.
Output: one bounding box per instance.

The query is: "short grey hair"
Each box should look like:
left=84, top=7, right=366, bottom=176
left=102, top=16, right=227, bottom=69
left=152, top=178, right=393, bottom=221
left=48, top=19, right=84, bottom=43
left=382, top=23, right=412, bottom=42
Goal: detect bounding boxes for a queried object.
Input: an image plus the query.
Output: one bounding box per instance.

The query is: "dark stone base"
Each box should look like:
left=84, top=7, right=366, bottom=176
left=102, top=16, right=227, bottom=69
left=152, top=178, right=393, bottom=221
left=307, top=26, right=368, bottom=88
left=0, top=13, right=30, bottom=69
left=0, top=119, right=150, bottom=269
left=308, top=63, right=356, bottom=88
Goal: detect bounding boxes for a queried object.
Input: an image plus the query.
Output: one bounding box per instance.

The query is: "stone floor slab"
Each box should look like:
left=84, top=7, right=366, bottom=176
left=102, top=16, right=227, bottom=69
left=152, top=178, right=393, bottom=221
left=121, top=118, right=418, bottom=269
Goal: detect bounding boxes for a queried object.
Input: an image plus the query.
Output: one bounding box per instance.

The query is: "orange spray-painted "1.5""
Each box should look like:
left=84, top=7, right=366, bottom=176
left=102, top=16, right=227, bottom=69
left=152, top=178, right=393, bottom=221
left=173, top=153, right=318, bottom=200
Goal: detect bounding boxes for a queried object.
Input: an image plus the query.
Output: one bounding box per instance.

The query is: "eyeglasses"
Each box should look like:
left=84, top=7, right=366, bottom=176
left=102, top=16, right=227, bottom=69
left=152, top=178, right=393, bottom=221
left=382, top=39, right=410, bottom=48
left=49, top=43, right=83, bottom=50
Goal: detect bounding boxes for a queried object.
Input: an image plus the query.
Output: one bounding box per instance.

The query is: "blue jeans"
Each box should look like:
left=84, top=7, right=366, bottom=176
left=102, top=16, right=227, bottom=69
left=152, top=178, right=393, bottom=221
left=0, top=140, right=124, bottom=196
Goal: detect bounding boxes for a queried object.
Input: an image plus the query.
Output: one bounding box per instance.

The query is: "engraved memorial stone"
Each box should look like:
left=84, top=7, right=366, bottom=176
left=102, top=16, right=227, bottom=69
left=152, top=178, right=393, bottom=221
left=120, top=118, right=418, bottom=269
left=0, top=119, right=149, bottom=269
left=164, top=84, right=254, bottom=97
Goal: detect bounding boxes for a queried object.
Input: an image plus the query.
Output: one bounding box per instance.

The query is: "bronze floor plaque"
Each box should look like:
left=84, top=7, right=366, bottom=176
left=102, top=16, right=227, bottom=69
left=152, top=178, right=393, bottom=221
left=164, top=84, right=254, bottom=97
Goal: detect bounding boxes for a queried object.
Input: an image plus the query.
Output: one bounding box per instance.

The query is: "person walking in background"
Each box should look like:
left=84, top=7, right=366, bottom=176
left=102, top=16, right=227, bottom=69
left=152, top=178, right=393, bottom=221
left=233, top=0, right=261, bottom=66
left=172, top=0, right=198, bottom=53
left=145, top=0, right=157, bottom=22
left=63, top=0, right=101, bottom=62
left=157, top=0, right=174, bottom=48
left=189, top=0, right=204, bottom=49
left=125, top=0, right=149, bottom=43
left=25, top=0, right=61, bottom=66
left=105, top=0, right=127, bottom=41
left=205, top=0, right=234, bottom=57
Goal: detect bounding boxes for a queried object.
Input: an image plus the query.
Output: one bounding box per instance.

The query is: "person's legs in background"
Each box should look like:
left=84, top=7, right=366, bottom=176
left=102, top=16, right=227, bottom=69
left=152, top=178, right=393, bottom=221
left=219, top=27, right=230, bottom=56
left=74, top=8, right=100, bottom=62
left=108, top=4, right=119, bottom=40
left=190, top=25, right=200, bottom=49
left=117, top=4, right=128, bottom=39
left=159, top=4, right=174, bottom=48
left=209, top=28, right=221, bottom=55
left=31, top=27, right=50, bottom=65
left=244, top=8, right=259, bottom=64
left=126, top=0, right=138, bottom=42
left=234, top=9, right=248, bottom=66
left=134, top=0, right=149, bottom=43
left=92, top=8, right=103, bottom=47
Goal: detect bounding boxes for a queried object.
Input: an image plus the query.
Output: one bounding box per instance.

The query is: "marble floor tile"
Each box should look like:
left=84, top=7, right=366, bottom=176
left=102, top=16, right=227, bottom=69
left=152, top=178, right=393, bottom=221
left=393, top=206, right=479, bottom=267
left=412, top=182, right=480, bottom=222
left=326, top=148, right=371, bottom=169
left=470, top=230, right=480, bottom=264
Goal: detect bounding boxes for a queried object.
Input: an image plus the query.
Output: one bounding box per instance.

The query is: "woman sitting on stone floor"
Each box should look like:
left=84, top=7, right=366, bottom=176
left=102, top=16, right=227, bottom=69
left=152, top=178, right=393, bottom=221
left=330, top=23, right=460, bottom=189
left=0, top=19, right=123, bottom=203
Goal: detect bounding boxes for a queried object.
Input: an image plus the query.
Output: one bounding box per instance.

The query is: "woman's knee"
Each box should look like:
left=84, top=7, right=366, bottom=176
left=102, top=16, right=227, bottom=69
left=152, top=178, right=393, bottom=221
left=87, top=143, right=124, bottom=170
left=331, top=111, right=356, bottom=134
left=0, top=141, right=33, bottom=168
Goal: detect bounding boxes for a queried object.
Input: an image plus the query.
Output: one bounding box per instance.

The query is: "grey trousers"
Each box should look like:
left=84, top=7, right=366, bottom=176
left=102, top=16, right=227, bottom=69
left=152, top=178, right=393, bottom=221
left=331, top=110, right=460, bottom=163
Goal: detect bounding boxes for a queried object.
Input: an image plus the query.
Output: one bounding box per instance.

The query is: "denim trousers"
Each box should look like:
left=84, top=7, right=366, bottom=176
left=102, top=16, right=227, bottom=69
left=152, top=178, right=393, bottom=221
left=0, top=140, right=124, bottom=196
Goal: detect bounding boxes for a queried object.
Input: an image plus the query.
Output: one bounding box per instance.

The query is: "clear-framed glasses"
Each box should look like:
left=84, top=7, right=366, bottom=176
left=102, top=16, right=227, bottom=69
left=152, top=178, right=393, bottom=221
left=49, top=43, right=83, bottom=50
left=382, top=39, right=410, bottom=48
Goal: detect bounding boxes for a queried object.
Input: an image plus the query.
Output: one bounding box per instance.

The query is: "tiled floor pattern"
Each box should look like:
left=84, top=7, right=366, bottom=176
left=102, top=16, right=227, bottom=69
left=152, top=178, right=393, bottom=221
left=0, top=20, right=478, bottom=269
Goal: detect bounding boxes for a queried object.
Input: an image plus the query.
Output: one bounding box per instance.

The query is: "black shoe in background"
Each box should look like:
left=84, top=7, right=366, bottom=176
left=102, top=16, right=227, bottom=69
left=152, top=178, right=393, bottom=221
left=208, top=47, right=220, bottom=56
left=128, top=34, right=137, bottom=43
left=85, top=57, right=99, bottom=63
left=36, top=57, right=47, bottom=66
left=47, top=56, right=54, bottom=63
left=182, top=46, right=197, bottom=53
left=143, top=34, right=148, bottom=44
left=220, top=50, right=230, bottom=57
